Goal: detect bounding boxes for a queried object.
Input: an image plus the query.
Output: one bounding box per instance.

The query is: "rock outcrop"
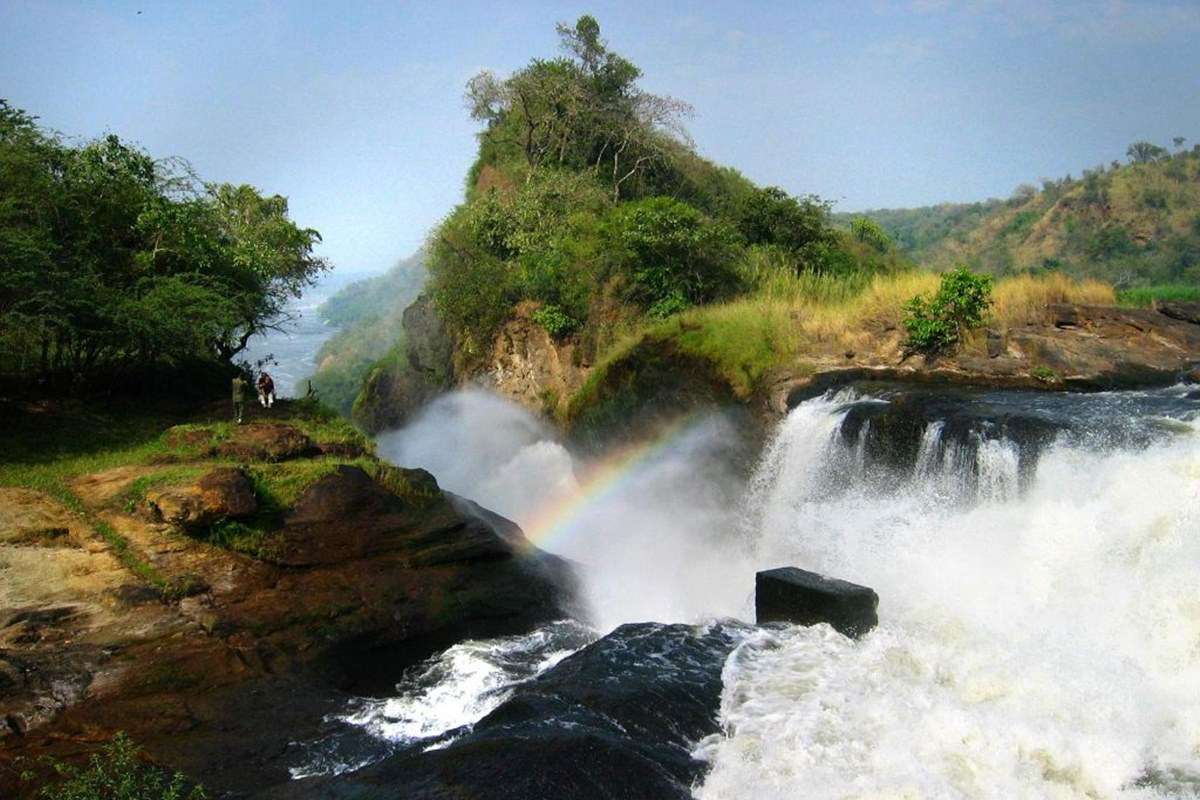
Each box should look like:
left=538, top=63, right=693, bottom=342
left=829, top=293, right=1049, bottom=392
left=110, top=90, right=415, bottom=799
left=477, top=302, right=589, bottom=420
left=352, top=293, right=454, bottom=433
left=768, top=302, right=1200, bottom=412
left=1156, top=300, right=1200, bottom=326
left=756, top=567, right=879, bottom=639
left=143, top=467, right=257, bottom=530
left=275, top=622, right=747, bottom=800
left=0, top=420, right=572, bottom=796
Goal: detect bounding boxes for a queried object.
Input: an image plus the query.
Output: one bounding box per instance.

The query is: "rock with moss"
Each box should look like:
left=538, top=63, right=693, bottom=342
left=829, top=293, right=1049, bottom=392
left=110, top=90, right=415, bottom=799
left=0, top=407, right=574, bottom=797
left=142, top=467, right=257, bottom=530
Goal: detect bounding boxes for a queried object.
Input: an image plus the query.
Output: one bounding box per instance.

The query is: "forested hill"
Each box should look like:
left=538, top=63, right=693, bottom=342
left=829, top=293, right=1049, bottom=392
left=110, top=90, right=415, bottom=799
left=848, top=141, right=1200, bottom=288
left=306, top=252, right=426, bottom=415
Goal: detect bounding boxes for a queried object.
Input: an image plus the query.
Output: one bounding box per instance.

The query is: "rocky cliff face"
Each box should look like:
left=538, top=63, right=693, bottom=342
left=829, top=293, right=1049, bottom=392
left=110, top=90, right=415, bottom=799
left=0, top=419, right=572, bottom=796
left=475, top=303, right=589, bottom=421
left=354, top=299, right=590, bottom=432
left=352, top=293, right=455, bottom=433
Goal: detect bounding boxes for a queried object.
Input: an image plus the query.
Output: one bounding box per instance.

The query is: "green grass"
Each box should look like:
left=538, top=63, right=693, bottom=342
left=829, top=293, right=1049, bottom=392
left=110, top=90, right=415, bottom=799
left=206, top=519, right=273, bottom=558
left=1116, top=284, right=1200, bottom=307
left=247, top=458, right=365, bottom=510
left=277, top=397, right=375, bottom=452
left=0, top=395, right=372, bottom=582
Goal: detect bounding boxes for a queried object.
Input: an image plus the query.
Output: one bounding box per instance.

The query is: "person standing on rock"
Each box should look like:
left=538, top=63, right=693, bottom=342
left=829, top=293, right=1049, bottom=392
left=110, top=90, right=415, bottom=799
left=232, top=375, right=247, bottom=424
left=256, top=371, right=276, bottom=409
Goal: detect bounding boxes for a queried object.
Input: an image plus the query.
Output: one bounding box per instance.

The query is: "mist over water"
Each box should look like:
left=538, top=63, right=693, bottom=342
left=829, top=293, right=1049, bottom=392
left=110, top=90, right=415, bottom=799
left=376, top=389, right=756, bottom=629
left=358, top=385, right=1200, bottom=797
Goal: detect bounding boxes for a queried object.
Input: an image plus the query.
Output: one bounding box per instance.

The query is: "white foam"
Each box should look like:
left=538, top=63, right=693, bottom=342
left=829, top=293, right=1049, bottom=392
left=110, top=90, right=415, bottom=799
left=698, top=400, right=1200, bottom=799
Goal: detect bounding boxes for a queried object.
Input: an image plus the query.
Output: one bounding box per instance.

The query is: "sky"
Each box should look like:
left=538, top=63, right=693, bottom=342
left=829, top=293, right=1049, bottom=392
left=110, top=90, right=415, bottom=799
left=3, top=0, right=1199, bottom=275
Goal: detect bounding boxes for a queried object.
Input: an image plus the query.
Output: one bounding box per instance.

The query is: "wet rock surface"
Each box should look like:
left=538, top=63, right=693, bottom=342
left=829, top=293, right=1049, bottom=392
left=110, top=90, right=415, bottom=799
left=756, top=567, right=879, bottom=638
left=274, top=622, right=747, bottom=800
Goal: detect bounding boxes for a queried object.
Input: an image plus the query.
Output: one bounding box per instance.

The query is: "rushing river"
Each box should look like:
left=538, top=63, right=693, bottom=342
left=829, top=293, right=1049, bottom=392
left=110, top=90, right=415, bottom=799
left=286, top=383, right=1200, bottom=798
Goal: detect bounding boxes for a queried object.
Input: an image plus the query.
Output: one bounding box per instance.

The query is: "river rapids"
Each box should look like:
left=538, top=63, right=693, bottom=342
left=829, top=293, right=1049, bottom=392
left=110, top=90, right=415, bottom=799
left=289, top=383, right=1199, bottom=799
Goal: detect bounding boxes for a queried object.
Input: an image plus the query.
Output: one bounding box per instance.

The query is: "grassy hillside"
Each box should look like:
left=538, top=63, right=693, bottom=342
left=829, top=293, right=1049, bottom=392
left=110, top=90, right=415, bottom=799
left=849, top=141, right=1200, bottom=295
left=306, top=252, right=426, bottom=415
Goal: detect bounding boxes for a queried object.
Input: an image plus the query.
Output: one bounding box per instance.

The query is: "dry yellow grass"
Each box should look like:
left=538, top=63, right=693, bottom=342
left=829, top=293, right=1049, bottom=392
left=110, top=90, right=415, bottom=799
left=573, top=270, right=1119, bottom=412
left=680, top=271, right=1116, bottom=384
left=991, top=272, right=1115, bottom=323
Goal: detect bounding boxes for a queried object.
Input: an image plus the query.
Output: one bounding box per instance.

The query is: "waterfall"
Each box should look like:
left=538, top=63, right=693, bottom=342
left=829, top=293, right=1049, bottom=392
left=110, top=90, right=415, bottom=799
left=698, top=389, right=1200, bottom=799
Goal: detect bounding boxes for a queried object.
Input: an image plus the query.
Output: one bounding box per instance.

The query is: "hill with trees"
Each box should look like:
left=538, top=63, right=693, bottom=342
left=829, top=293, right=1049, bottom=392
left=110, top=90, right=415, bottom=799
left=305, top=252, right=426, bottom=415
left=348, top=15, right=911, bottom=429
left=849, top=139, right=1200, bottom=294
left=431, top=16, right=909, bottom=360
left=0, top=100, right=327, bottom=395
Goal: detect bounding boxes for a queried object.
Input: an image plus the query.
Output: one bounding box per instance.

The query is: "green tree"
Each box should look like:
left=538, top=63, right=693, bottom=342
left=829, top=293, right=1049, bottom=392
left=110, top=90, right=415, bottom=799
left=604, top=196, right=743, bottom=315
left=0, top=100, right=327, bottom=389
left=465, top=16, right=691, bottom=201
left=850, top=216, right=892, bottom=251
left=734, top=185, right=835, bottom=261
left=1127, top=141, right=1168, bottom=164
left=903, top=267, right=993, bottom=355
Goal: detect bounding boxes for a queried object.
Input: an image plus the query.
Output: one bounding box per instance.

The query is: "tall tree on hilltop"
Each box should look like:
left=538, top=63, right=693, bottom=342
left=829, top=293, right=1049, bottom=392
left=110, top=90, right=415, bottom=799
left=465, top=15, right=692, bottom=199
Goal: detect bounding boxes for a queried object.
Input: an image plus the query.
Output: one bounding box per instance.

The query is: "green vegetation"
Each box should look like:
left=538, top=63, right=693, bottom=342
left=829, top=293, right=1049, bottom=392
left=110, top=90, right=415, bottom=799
left=23, top=732, right=205, bottom=800
left=1116, top=284, right=1200, bottom=307
left=567, top=269, right=1110, bottom=425
left=849, top=139, right=1200, bottom=289
left=1031, top=365, right=1060, bottom=383
left=0, top=397, right=370, bottom=566
left=307, top=253, right=427, bottom=415
left=531, top=304, right=579, bottom=337
left=902, top=268, right=994, bottom=356
left=428, top=16, right=908, bottom=365
left=0, top=100, right=327, bottom=394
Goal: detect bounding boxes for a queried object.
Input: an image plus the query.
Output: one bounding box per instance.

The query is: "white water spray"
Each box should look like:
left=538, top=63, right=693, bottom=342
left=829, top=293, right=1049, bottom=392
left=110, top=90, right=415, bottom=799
left=699, top=391, right=1200, bottom=799
left=376, top=389, right=757, bottom=630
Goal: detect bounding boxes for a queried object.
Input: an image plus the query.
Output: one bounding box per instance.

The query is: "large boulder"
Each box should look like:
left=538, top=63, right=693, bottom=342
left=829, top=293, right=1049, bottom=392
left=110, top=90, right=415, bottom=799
left=143, top=468, right=257, bottom=530
left=755, top=567, right=879, bottom=638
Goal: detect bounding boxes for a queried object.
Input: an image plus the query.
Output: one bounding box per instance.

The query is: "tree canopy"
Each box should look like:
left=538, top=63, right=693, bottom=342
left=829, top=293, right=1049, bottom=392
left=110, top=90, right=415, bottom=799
left=429, top=17, right=903, bottom=359
left=0, top=100, right=327, bottom=391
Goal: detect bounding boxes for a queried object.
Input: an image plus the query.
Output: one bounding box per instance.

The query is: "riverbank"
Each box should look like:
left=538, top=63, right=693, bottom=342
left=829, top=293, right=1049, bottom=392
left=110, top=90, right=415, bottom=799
left=0, top=397, right=572, bottom=797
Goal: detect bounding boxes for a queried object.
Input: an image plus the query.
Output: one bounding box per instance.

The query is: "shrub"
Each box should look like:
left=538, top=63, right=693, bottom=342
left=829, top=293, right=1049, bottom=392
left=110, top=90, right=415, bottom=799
left=531, top=304, right=579, bottom=337
left=604, top=196, right=744, bottom=311
left=903, top=267, right=993, bottom=355
left=29, top=732, right=206, bottom=800
left=1031, top=365, right=1059, bottom=383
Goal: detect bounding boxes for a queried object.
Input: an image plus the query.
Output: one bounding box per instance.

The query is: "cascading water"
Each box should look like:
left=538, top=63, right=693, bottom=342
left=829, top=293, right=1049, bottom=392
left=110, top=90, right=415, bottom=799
left=701, top=385, right=1200, bottom=799
left=290, top=383, right=1199, bottom=799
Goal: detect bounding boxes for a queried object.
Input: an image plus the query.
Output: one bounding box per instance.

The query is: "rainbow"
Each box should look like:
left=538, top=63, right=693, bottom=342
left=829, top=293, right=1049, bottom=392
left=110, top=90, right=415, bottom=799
left=519, top=413, right=707, bottom=553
